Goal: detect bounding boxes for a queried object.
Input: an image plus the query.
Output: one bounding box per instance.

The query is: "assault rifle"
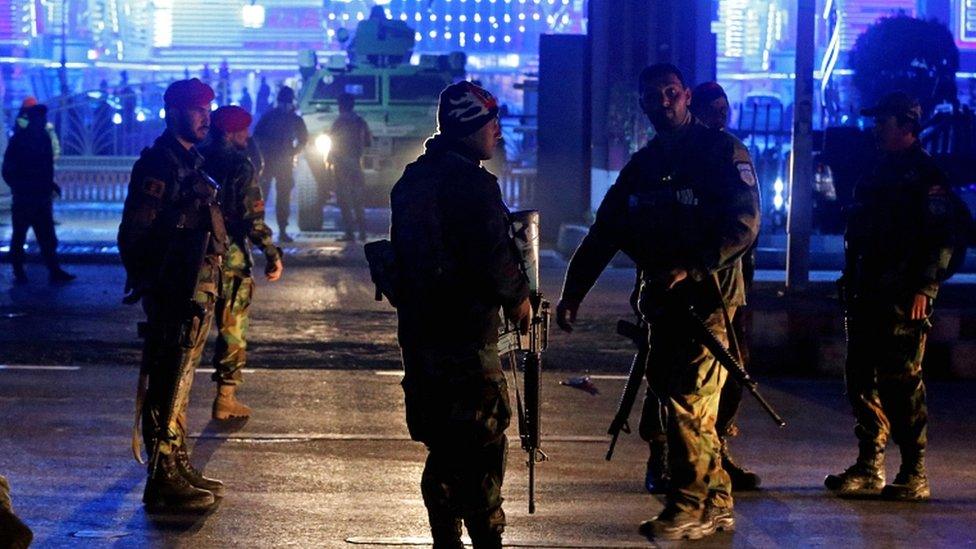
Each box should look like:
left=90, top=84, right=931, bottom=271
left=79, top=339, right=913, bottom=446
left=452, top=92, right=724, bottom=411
left=603, top=278, right=785, bottom=462
left=499, top=295, right=550, bottom=514
left=500, top=209, right=550, bottom=514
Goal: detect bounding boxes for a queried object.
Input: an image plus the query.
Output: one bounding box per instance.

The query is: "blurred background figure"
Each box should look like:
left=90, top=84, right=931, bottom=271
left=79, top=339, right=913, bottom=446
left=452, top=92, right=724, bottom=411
left=329, top=92, right=372, bottom=241
left=2, top=104, right=75, bottom=284
left=239, top=86, right=253, bottom=115
left=253, top=86, right=308, bottom=242
left=255, top=76, right=271, bottom=120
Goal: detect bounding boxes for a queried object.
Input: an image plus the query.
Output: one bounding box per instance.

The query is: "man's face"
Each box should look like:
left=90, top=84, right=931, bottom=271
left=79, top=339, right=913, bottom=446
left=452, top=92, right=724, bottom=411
left=640, top=73, right=691, bottom=131
left=462, top=116, right=501, bottom=161
left=700, top=96, right=730, bottom=130
left=872, top=114, right=913, bottom=152
left=227, top=129, right=249, bottom=150
left=173, top=105, right=211, bottom=144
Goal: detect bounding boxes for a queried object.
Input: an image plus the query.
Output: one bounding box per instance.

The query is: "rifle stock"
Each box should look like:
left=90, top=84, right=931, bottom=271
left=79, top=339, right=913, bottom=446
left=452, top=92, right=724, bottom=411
left=606, top=319, right=648, bottom=461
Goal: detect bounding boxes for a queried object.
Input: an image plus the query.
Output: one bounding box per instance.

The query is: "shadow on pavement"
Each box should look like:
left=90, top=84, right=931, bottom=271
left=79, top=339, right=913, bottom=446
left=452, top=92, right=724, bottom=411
left=191, top=417, right=249, bottom=473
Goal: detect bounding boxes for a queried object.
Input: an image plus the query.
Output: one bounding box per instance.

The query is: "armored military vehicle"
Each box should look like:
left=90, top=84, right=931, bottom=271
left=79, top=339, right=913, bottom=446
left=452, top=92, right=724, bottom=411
left=297, top=9, right=466, bottom=231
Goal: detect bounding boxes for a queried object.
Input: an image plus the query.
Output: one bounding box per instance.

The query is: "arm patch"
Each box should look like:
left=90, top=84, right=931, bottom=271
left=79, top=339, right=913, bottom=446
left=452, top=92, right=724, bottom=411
left=736, top=161, right=757, bottom=186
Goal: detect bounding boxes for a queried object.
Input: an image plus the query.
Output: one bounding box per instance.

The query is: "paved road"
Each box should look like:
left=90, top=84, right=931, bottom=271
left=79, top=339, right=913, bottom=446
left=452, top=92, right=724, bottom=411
left=0, top=263, right=642, bottom=371
left=1, top=366, right=974, bottom=547
left=1, top=264, right=975, bottom=546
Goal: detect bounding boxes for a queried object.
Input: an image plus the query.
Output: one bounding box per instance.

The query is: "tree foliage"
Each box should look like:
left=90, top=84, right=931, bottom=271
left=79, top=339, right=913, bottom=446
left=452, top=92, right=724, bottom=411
left=849, top=14, right=959, bottom=117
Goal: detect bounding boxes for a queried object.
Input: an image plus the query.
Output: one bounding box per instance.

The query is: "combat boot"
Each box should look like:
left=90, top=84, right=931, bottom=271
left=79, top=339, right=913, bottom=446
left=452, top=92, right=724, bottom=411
left=824, top=451, right=885, bottom=495
left=48, top=267, right=76, bottom=284
left=701, top=502, right=736, bottom=535
left=639, top=507, right=709, bottom=541
left=143, top=451, right=216, bottom=511
left=0, top=507, right=33, bottom=549
left=12, top=265, right=27, bottom=285
left=429, top=516, right=463, bottom=549
left=721, top=437, right=761, bottom=491
left=213, top=384, right=252, bottom=420
left=881, top=450, right=930, bottom=501
left=174, top=445, right=225, bottom=498
left=644, top=439, right=669, bottom=494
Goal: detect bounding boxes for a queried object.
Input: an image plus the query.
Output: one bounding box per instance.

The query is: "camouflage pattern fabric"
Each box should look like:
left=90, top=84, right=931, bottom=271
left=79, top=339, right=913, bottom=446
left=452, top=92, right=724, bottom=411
left=140, top=256, right=219, bottom=456
left=212, top=245, right=255, bottom=386
left=0, top=475, right=11, bottom=512
left=845, top=304, right=928, bottom=456
left=647, top=304, right=735, bottom=514
left=400, top=344, right=511, bottom=536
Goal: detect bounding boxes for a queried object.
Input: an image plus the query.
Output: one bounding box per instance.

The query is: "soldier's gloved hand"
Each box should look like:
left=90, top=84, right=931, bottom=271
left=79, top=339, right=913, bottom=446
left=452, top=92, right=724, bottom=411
left=910, top=293, right=929, bottom=320
left=265, top=256, right=284, bottom=282
left=555, top=297, right=580, bottom=333
left=505, top=297, right=532, bottom=335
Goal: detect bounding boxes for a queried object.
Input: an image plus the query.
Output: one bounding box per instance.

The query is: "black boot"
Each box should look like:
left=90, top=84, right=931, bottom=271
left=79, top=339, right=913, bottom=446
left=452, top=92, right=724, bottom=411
left=143, top=451, right=216, bottom=511
left=721, top=437, right=761, bottom=491
left=0, top=508, right=32, bottom=549
left=882, top=449, right=930, bottom=501
left=12, top=264, right=27, bottom=285
left=48, top=267, right=76, bottom=284
left=645, top=439, right=669, bottom=494
left=174, top=445, right=225, bottom=498
left=825, top=447, right=885, bottom=495
left=429, top=515, right=463, bottom=549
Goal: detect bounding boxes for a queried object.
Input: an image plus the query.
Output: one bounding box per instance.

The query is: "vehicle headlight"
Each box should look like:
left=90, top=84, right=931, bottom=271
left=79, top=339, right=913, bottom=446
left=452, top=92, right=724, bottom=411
left=315, top=134, right=332, bottom=157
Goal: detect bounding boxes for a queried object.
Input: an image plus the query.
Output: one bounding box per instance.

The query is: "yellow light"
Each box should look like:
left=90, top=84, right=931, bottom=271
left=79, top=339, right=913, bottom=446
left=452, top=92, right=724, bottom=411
left=315, top=134, right=332, bottom=158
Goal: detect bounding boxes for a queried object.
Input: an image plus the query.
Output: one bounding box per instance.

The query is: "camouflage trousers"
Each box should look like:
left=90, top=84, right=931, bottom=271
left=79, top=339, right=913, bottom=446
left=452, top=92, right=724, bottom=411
left=0, top=475, right=10, bottom=512
left=212, top=268, right=255, bottom=386
left=140, top=256, right=219, bottom=457
left=644, top=305, right=735, bottom=514
left=640, top=307, right=749, bottom=443
left=400, top=343, right=511, bottom=540
left=845, top=303, right=929, bottom=458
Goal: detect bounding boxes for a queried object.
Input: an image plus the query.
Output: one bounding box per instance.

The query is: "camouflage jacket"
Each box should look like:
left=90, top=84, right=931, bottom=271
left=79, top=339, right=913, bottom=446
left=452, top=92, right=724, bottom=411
left=118, top=130, right=226, bottom=295
left=200, top=140, right=281, bottom=275
left=561, top=117, right=760, bottom=308
left=845, top=142, right=955, bottom=303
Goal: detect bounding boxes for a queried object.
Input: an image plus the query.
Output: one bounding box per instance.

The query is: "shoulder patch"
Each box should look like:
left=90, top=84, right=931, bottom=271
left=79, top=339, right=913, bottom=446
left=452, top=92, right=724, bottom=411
left=252, top=198, right=265, bottom=213
left=142, top=177, right=165, bottom=199
left=735, top=161, right=757, bottom=186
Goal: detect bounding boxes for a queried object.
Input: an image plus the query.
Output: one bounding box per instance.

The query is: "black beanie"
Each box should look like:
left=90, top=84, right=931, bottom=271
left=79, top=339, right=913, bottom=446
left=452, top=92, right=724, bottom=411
left=437, top=81, right=499, bottom=139
left=277, top=86, right=295, bottom=105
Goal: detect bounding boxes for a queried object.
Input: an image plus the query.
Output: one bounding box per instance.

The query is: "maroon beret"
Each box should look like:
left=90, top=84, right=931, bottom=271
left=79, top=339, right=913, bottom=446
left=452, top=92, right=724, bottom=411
left=211, top=105, right=253, bottom=133
left=163, top=78, right=215, bottom=109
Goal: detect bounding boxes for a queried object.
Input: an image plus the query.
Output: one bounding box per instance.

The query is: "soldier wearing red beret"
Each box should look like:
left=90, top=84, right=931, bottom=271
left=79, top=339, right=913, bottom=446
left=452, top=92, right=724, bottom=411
left=200, top=106, right=283, bottom=421
left=118, top=78, right=227, bottom=511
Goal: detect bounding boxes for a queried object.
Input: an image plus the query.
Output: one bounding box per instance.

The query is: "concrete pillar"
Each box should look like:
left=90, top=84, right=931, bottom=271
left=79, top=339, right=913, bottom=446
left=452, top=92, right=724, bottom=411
left=787, top=0, right=816, bottom=291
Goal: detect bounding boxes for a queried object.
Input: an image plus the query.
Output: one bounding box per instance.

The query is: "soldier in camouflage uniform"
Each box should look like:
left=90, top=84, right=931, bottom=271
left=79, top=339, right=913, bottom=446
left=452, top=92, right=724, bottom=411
left=0, top=474, right=32, bottom=548
left=200, top=106, right=284, bottom=420
left=825, top=92, right=959, bottom=501
left=639, top=81, right=762, bottom=495
left=391, top=81, right=531, bottom=549
left=556, top=64, right=760, bottom=541
left=118, top=79, right=227, bottom=511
